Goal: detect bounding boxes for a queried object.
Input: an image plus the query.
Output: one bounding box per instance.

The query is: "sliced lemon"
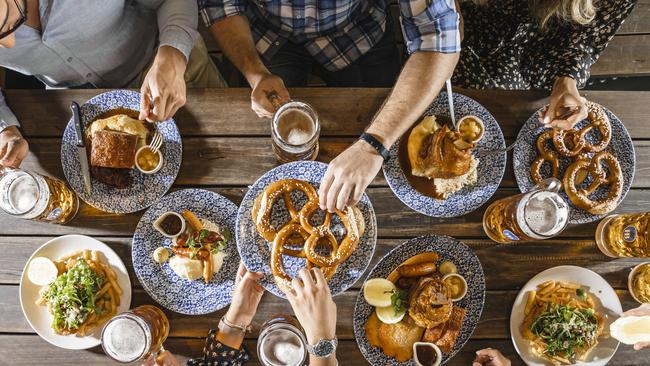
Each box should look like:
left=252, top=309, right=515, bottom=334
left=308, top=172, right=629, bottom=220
left=376, top=305, right=406, bottom=324
left=27, top=257, right=58, bottom=286
left=363, top=278, right=396, bottom=307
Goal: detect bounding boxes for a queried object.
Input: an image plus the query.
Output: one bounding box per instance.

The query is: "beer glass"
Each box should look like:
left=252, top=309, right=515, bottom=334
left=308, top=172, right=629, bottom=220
left=483, top=178, right=569, bottom=244
left=0, top=167, right=78, bottom=224
left=257, top=314, right=308, bottom=366
left=270, top=98, right=320, bottom=163
left=101, top=305, right=169, bottom=363
left=595, top=212, right=649, bottom=257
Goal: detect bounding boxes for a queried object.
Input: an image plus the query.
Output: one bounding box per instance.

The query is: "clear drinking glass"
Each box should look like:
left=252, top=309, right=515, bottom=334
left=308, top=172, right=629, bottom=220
left=271, top=101, right=320, bottom=163
left=257, top=314, right=308, bottom=366
left=595, top=212, right=649, bottom=258
left=483, top=178, right=570, bottom=244
left=0, top=166, right=78, bottom=224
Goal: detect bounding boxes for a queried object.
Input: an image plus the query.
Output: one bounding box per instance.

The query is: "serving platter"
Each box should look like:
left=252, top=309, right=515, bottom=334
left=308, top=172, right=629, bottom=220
left=19, top=235, right=131, bottom=350
left=383, top=91, right=506, bottom=217
left=513, top=105, right=635, bottom=224
left=132, top=189, right=240, bottom=315
left=510, top=265, right=622, bottom=366
left=353, top=235, right=486, bottom=365
left=61, top=89, right=182, bottom=214
left=236, top=161, right=377, bottom=298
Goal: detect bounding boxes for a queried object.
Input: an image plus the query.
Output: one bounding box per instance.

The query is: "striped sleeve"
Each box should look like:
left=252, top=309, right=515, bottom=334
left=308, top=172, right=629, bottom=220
left=399, top=0, right=460, bottom=54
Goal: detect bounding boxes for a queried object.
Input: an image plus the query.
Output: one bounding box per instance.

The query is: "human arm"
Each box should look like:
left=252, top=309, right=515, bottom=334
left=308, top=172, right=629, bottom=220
left=284, top=269, right=337, bottom=366
left=472, top=348, right=511, bottom=366
left=539, top=0, right=637, bottom=128
left=136, top=0, right=200, bottom=122
left=142, top=351, right=181, bottom=366
left=201, top=2, right=290, bottom=117
left=0, top=91, right=28, bottom=168
left=318, top=0, right=460, bottom=211
left=621, top=304, right=650, bottom=351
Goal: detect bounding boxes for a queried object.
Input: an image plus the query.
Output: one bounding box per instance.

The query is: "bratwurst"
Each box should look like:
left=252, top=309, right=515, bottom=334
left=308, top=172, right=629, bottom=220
left=397, top=262, right=437, bottom=277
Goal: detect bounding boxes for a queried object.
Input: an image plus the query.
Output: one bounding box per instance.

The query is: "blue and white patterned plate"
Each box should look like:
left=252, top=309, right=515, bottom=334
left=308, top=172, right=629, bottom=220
left=353, top=235, right=486, bottom=365
left=513, top=105, right=635, bottom=224
left=61, top=90, right=182, bottom=213
left=383, top=92, right=506, bottom=217
left=236, top=161, right=377, bottom=299
left=132, top=189, right=239, bottom=315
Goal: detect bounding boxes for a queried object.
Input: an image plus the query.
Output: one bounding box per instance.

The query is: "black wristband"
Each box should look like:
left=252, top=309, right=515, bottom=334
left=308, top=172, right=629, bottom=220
left=359, top=133, right=389, bottom=161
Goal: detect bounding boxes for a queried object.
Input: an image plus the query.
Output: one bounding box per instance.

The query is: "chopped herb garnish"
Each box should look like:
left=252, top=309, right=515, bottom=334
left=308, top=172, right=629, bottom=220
left=530, top=304, right=599, bottom=360
left=389, top=289, right=408, bottom=316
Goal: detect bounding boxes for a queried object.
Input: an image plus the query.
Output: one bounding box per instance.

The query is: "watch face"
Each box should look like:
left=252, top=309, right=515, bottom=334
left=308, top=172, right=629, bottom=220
left=314, top=339, right=337, bottom=357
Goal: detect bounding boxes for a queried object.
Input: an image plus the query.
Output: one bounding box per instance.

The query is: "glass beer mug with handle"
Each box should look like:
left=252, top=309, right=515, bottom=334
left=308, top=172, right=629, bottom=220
left=595, top=212, right=649, bottom=258
left=101, top=305, right=170, bottom=364
left=483, top=178, right=570, bottom=244
left=268, top=92, right=321, bottom=163
left=0, top=166, right=78, bottom=224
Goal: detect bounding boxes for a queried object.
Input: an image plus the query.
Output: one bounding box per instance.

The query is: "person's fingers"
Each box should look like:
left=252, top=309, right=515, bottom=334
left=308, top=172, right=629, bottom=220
left=150, top=94, right=169, bottom=123
left=326, top=179, right=343, bottom=213
left=336, top=183, right=353, bottom=211
left=319, top=170, right=335, bottom=210
left=1, top=141, right=19, bottom=166
left=311, top=268, right=327, bottom=287
left=476, top=348, right=499, bottom=358
left=163, top=98, right=181, bottom=122
left=139, top=86, right=152, bottom=121
left=251, top=91, right=276, bottom=117
left=634, top=342, right=650, bottom=350
left=237, top=262, right=247, bottom=280
left=549, top=118, right=575, bottom=130
left=290, top=277, right=304, bottom=298
left=623, top=304, right=650, bottom=317
left=298, top=268, right=315, bottom=291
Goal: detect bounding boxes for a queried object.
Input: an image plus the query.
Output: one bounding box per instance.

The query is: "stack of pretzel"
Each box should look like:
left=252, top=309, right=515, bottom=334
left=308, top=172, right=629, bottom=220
left=530, top=102, right=623, bottom=215
left=251, top=179, right=365, bottom=290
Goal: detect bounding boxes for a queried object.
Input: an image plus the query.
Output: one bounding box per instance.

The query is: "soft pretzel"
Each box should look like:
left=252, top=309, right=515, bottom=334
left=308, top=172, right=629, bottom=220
left=551, top=102, right=611, bottom=157
left=531, top=130, right=561, bottom=184
left=563, top=151, right=623, bottom=215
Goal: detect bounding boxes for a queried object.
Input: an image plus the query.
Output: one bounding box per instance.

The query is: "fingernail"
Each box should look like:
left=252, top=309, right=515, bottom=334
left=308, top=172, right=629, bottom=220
left=542, top=116, right=550, bottom=124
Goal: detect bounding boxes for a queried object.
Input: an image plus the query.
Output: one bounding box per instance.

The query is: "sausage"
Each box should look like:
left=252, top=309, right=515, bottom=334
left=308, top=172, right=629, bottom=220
left=397, top=262, right=436, bottom=277
left=396, top=276, right=418, bottom=290
left=171, top=246, right=210, bottom=260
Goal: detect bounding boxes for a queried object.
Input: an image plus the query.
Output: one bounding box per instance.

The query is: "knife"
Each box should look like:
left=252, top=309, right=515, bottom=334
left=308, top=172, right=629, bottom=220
left=445, top=79, right=456, bottom=130
left=71, top=101, right=92, bottom=194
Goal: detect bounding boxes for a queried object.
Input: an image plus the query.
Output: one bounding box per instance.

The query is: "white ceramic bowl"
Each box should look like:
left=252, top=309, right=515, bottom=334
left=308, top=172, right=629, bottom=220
left=458, top=115, right=485, bottom=143
left=153, top=211, right=186, bottom=238
left=442, top=273, right=468, bottom=302
left=412, top=342, right=442, bottom=366
left=135, top=145, right=164, bottom=174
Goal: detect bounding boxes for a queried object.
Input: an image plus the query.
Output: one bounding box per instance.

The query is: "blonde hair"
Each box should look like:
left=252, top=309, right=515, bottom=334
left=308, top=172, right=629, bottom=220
left=471, top=0, right=597, bottom=29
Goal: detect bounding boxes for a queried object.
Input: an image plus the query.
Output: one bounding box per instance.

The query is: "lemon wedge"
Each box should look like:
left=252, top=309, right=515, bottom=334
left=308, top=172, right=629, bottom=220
left=27, top=257, right=58, bottom=286
left=376, top=305, right=406, bottom=324
left=363, top=278, right=396, bottom=307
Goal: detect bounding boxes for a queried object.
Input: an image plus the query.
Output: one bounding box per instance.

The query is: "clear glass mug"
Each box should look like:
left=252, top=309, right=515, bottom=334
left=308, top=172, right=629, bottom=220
left=483, top=178, right=570, bottom=244
left=257, top=314, right=308, bottom=366
left=268, top=93, right=320, bottom=163
left=101, top=305, right=170, bottom=363
left=595, top=212, right=650, bottom=258
left=0, top=166, right=78, bottom=224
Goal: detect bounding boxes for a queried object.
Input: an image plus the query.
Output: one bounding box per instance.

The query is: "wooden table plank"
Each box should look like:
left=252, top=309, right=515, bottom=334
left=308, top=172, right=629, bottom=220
left=8, top=89, right=650, bottom=139
left=617, top=0, right=650, bottom=35
left=16, top=138, right=650, bottom=188
left=1, top=188, right=648, bottom=238
left=592, top=34, right=650, bottom=77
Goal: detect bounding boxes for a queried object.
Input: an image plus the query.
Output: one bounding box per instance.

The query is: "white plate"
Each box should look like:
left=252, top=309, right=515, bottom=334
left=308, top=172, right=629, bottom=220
left=510, top=266, right=621, bottom=366
left=19, top=235, right=132, bottom=350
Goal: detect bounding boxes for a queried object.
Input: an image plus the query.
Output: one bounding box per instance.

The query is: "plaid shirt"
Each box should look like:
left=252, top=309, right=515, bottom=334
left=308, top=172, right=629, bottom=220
left=200, top=0, right=460, bottom=72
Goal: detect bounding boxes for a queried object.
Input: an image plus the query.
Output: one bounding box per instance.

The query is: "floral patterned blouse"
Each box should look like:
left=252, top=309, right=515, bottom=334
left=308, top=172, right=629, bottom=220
left=452, top=0, right=638, bottom=90
left=187, top=330, right=249, bottom=366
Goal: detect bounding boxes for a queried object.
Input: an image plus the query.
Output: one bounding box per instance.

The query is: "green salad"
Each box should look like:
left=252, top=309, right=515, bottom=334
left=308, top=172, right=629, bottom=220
left=43, top=259, right=104, bottom=332
left=530, top=304, right=599, bottom=360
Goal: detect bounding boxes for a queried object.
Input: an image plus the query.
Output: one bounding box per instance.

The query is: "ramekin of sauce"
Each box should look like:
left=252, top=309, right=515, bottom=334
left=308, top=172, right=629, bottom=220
left=442, top=273, right=468, bottom=302
left=629, top=262, right=650, bottom=304
left=457, top=115, right=485, bottom=143
left=153, top=212, right=186, bottom=238
left=412, top=342, right=442, bottom=366
left=135, top=146, right=163, bottom=174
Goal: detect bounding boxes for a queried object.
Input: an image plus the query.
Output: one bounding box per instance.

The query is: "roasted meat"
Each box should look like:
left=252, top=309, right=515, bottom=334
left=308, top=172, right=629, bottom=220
left=408, top=277, right=453, bottom=329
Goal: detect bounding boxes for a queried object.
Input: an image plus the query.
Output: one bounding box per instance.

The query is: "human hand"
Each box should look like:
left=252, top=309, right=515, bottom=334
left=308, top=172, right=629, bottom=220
left=319, top=140, right=383, bottom=212
left=285, top=268, right=337, bottom=345
left=0, top=126, right=28, bottom=168
left=225, top=262, right=265, bottom=327
left=622, top=304, right=650, bottom=350
left=142, top=350, right=181, bottom=366
left=249, top=72, right=290, bottom=118
left=472, top=348, right=511, bottom=366
left=539, top=76, right=588, bottom=130
left=139, top=46, right=188, bottom=122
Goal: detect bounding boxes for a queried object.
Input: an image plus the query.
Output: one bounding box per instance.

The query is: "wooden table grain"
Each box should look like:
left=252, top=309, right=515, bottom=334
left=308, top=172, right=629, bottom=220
left=1, top=88, right=648, bottom=365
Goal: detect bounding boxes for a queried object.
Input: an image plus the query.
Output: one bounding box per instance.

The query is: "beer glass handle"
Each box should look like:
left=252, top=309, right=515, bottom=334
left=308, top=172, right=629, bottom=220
left=532, top=177, right=562, bottom=193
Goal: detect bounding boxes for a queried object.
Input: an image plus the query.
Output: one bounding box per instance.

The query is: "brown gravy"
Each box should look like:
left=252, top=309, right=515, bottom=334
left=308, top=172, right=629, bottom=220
left=398, top=115, right=452, bottom=199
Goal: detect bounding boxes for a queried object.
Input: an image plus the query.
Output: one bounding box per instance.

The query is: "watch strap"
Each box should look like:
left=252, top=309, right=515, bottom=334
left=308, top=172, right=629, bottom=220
left=359, top=133, right=389, bottom=161
left=306, top=337, right=338, bottom=358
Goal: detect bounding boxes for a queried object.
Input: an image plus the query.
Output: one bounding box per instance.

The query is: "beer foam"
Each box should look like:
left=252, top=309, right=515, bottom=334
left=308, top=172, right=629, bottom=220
left=261, top=328, right=305, bottom=366
left=6, top=173, right=38, bottom=213
left=521, top=191, right=568, bottom=237
left=103, top=318, right=147, bottom=362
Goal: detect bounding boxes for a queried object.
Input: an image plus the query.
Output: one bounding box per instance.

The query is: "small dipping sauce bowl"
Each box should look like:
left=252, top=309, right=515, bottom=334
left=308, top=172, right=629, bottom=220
left=457, top=115, right=485, bottom=143
left=442, top=273, right=468, bottom=302
left=153, top=211, right=186, bottom=238
left=135, top=145, right=163, bottom=174
left=413, top=342, right=442, bottom=366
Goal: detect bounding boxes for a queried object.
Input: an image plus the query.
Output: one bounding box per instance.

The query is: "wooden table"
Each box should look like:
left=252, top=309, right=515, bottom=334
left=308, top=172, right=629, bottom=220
left=1, top=88, right=648, bottom=365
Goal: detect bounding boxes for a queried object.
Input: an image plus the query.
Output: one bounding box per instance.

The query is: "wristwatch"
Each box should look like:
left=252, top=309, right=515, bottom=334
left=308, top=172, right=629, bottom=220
left=306, top=337, right=338, bottom=358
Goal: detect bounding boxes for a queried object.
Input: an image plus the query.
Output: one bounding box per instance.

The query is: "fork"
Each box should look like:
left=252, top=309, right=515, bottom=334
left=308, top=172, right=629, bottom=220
left=149, top=127, right=164, bottom=154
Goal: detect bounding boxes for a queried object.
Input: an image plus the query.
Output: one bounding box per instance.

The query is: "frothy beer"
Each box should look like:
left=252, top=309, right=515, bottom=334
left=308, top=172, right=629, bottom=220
left=260, top=327, right=306, bottom=366
left=271, top=101, right=320, bottom=163
left=102, top=316, right=150, bottom=363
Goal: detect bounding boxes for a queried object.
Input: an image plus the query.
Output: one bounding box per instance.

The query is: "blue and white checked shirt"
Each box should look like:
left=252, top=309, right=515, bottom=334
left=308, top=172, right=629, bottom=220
left=200, top=0, right=460, bottom=72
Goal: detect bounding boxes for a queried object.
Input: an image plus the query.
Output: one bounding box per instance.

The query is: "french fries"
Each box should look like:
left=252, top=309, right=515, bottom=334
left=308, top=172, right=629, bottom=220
left=36, top=249, right=122, bottom=337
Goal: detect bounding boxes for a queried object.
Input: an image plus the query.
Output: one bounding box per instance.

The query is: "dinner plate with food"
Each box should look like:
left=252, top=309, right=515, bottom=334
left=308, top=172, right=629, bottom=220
left=354, top=235, right=485, bottom=365
left=19, top=235, right=131, bottom=349
left=61, top=89, right=182, bottom=213
left=383, top=91, right=506, bottom=217
left=511, top=265, right=622, bottom=366
left=132, top=189, right=239, bottom=315
left=236, top=161, right=377, bottom=298
left=513, top=102, right=634, bottom=224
